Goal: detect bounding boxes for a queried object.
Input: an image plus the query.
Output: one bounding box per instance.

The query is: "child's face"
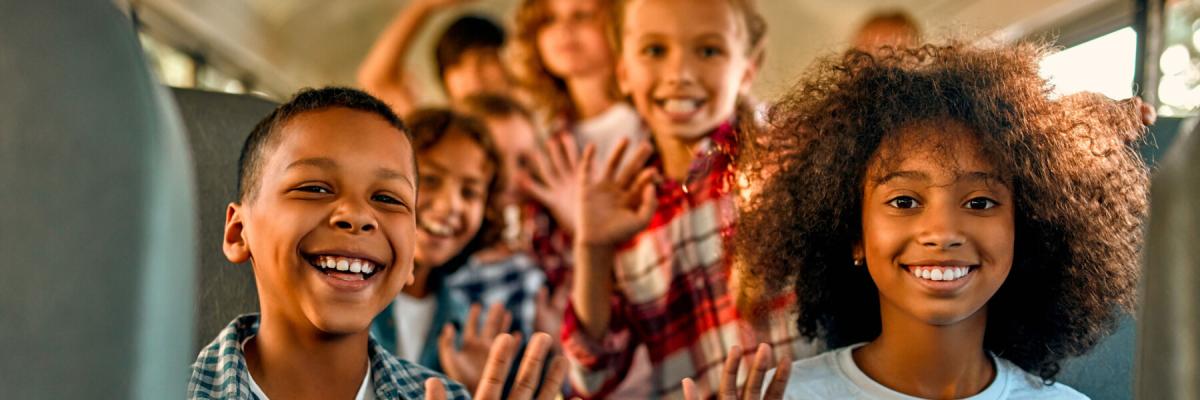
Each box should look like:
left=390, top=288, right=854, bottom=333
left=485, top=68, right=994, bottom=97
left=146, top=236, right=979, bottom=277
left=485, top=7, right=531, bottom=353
left=414, top=130, right=493, bottom=267
left=537, top=0, right=613, bottom=79
left=483, top=115, right=539, bottom=205
left=616, top=0, right=757, bottom=141
left=444, top=49, right=511, bottom=101
left=859, top=121, right=1014, bottom=327
left=223, top=108, right=417, bottom=335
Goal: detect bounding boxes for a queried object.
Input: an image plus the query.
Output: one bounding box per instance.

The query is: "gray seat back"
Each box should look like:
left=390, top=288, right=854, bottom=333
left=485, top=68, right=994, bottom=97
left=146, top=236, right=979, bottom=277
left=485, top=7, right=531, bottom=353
left=170, top=88, right=277, bottom=354
left=0, top=1, right=196, bottom=398
left=1137, top=117, right=1200, bottom=399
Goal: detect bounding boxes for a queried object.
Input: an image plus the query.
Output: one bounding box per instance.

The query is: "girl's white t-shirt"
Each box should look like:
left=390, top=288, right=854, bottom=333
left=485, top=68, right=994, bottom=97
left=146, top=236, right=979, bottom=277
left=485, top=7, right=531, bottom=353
left=391, top=292, right=438, bottom=363
left=572, top=102, right=646, bottom=163
left=770, top=343, right=1088, bottom=400
left=242, top=335, right=376, bottom=400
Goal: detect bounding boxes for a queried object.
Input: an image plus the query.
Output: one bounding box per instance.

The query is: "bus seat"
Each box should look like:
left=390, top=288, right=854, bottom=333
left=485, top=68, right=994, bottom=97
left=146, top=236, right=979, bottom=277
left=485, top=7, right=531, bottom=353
left=1058, top=315, right=1136, bottom=400
left=0, top=1, right=196, bottom=398
left=170, top=88, right=278, bottom=354
left=1137, top=116, right=1200, bottom=399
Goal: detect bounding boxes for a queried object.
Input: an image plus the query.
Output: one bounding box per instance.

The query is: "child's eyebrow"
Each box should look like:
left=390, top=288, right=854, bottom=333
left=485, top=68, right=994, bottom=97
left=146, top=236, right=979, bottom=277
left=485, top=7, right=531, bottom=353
left=286, top=157, right=336, bottom=171
left=376, top=168, right=415, bottom=190
left=875, top=170, right=928, bottom=186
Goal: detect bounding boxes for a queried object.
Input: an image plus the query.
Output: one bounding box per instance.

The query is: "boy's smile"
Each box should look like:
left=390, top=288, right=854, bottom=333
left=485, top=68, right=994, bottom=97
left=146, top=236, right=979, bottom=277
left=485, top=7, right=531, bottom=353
left=224, top=107, right=417, bottom=335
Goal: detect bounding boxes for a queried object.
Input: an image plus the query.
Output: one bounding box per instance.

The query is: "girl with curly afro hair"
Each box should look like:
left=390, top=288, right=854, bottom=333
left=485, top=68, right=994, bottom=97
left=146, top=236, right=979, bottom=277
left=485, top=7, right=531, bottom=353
left=737, top=41, right=1150, bottom=399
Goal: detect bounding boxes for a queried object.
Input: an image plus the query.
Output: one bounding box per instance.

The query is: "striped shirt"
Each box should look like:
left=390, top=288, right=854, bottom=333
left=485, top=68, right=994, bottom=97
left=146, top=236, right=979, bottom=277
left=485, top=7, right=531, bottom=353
left=559, top=123, right=815, bottom=399
left=444, top=252, right=546, bottom=337
left=189, top=314, right=469, bottom=399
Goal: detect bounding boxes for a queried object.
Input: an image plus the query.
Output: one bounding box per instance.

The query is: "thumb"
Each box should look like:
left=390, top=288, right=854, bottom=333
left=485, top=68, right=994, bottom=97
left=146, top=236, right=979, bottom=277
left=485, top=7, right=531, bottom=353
left=635, top=183, right=659, bottom=223
left=425, top=378, right=448, bottom=400
left=682, top=378, right=700, bottom=400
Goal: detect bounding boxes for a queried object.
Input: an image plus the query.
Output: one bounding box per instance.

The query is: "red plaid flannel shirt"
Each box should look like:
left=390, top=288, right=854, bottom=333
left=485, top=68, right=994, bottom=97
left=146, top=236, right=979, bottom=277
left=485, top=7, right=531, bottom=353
left=559, top=122, right=814, bottom=399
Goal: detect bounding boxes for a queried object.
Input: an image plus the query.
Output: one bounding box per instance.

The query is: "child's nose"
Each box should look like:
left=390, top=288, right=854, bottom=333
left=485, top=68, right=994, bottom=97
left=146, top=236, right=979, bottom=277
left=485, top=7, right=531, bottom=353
left=663, top=52, right=697, bottom=86
left=330, top=200, right=378, bottom=233
left=917, top=208, right=966, bottom=250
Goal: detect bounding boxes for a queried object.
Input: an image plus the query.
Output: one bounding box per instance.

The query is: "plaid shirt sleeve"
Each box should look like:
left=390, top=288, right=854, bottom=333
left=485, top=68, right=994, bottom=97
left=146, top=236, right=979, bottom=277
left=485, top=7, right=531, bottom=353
left=559, top=292, right=641, bottom=397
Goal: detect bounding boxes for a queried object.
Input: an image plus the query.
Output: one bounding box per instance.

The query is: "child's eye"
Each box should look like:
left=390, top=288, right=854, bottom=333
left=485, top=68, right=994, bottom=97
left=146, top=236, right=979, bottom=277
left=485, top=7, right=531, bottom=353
left=293, top=185, right=332, bottom=194
left=964, top=197, right=999, bottom=210
left=641, top=44, right=666, bottom=58
left=571, top=10, right=593, bottom=21
left=698, top=46, right=724, bottom=58
left=886, top=196, right=921, bottom=209
left=372, top=194, right=404, bottom=206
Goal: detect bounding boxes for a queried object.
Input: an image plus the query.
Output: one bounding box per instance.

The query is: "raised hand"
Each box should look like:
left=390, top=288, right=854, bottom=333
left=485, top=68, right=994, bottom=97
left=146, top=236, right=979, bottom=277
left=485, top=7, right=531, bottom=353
left=521, top=133, right=583, bottom=233
left=428, top=332, right=569, bottom=400
left=681, top=343, right=792, bottom=400
left=575, top=137, right=658, bottom=246
left=436, top=303, right=519, bottom=393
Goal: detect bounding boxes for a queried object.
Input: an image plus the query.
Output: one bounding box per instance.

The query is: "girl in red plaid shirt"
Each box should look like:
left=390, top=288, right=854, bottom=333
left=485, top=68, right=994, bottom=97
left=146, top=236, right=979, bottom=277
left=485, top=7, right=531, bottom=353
left=523, top=0, right=816, bottom=397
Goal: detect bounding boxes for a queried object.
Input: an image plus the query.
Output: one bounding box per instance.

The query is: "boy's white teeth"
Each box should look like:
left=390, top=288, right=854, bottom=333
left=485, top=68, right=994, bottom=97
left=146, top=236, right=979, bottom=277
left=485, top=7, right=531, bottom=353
left=663, top=99, right=698, bottom=114
left=315, top=255, right=378, bottom=275
left=910, top=266, right=970, bottom=281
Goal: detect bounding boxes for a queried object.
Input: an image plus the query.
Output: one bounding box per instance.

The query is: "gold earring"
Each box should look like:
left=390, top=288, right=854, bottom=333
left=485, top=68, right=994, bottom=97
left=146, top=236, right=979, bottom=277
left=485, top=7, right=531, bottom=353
left=853, top=258, right=863, bottom=266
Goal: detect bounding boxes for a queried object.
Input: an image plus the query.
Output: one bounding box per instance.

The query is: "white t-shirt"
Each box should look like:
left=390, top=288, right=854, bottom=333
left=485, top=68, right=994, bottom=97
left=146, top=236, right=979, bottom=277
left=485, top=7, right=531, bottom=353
left=770, top=343, right=1088, bottom=400
left=242, top=335, right=376, bottom=400
left=392, top=292, right=438, bottom=362
left=573, top=102, right=646, bottom=163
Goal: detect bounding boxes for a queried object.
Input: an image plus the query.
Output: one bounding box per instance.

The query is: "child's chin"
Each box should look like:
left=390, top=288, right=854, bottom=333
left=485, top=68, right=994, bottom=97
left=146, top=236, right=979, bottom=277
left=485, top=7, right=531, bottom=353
left=306, top=309, right=378, bottom=336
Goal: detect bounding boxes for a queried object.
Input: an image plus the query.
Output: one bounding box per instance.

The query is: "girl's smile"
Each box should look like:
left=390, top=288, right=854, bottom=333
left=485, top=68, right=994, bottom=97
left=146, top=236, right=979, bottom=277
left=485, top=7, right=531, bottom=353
left=860, top=120, right=1014, bottom=326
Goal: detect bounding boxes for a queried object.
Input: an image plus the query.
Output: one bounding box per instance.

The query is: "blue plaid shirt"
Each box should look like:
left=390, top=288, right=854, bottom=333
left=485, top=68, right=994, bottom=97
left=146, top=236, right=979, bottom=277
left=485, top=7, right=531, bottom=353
left=188, top=314, right=470, bottom=399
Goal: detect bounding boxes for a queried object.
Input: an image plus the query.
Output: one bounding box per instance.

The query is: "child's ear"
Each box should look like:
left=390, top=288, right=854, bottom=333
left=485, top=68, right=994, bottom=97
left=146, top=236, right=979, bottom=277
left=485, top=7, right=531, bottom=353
left=852, top=241, right=865, bottom=266
left=739, top=46, right=765, bottom=96
left=223, top=202, right=251, bottom=264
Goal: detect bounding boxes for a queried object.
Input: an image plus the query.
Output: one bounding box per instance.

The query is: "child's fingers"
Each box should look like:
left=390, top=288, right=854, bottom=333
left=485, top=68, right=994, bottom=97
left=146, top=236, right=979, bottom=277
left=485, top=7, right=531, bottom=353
left=523, top=148, right=556, bottom=183
left=762, top=353, right=792, bottom=400
left=635, top=178, right=660, bottom=223
left=560, top=134, right=580, bottom=168
left=436, top=325, right=461, bottom=381
left=614, top=142, right=655, bottom=188
left=600, top=137, right=631, bottom=181
left=682, top=378, right=700, bottom=400
left=536, top=354, right=569, bottom=400
left=719, top=345, right=743, bottom=399
left=425, top=378, right=448, bottom=400
left=578, top=144, right=597, bottom=183
left=741, top=343, right=771, bottom=400
left=519, top=173, right=555, bottom=207
left=465, top=303, right=482, bottom=338
left=500, top=308, right=514, bottom=336
left=482, top=303, right=506, bottom=339
left=474, top=333, right=516, bottom=400
left=548, top=136, right=572, bottom=175
left=510, top=332, right=554, bottom=399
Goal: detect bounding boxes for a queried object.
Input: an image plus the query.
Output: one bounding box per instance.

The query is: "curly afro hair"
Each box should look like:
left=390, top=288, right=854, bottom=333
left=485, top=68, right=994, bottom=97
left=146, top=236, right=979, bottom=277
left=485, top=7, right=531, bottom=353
left=736, top=41, right=1150, bottom=381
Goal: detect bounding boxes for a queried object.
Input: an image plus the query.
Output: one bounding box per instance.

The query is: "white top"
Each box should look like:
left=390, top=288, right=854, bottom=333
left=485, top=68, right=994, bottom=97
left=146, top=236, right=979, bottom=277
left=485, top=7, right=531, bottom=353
left=242, top=335, right=376, bottom=400
left=392, top=292, right=438, bottom=362
left=573, top=102, right=646, bottom=163
left=771, top=343, right=1088, bottom=400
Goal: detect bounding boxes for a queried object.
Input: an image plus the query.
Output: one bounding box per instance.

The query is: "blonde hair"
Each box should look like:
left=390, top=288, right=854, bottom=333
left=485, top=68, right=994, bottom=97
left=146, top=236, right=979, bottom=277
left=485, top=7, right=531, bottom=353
left=608, top=0, right=767, bottom=56
left=511, top=0, right=620, bottom=122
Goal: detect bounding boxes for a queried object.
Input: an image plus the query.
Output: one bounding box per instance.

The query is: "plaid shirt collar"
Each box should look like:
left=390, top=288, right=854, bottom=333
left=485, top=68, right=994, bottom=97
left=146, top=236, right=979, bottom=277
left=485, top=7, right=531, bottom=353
left=652, top=120, right=740, bottom=205
left=188, top=313, right=469, bottom=399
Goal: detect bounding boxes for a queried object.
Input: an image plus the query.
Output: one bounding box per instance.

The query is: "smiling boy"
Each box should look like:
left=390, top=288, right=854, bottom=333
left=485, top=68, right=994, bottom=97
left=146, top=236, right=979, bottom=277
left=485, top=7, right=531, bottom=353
left=187, top=87, right=470, bottom=399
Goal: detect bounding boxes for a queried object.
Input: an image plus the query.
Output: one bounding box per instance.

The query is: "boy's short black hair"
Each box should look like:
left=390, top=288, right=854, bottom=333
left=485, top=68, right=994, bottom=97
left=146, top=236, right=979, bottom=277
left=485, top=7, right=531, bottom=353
left=435, top=15, right=506, bottom=83
left=236, top=87, right=408, bottom=203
